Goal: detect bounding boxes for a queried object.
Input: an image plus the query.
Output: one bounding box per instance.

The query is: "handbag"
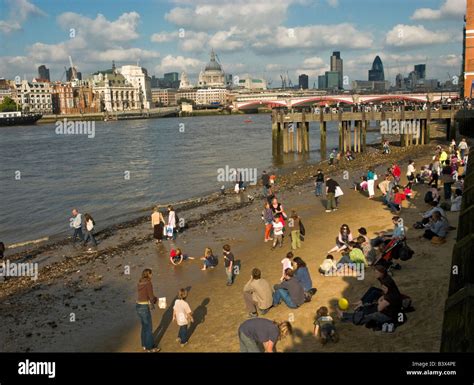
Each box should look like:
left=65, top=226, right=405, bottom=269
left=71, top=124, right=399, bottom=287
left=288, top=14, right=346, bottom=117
left=335, top=186, right=344, bottom=198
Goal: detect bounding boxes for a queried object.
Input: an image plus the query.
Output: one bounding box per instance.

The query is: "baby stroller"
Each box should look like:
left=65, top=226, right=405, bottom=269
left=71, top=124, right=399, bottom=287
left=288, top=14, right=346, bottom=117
left=375, top=237, right=413, bottom=275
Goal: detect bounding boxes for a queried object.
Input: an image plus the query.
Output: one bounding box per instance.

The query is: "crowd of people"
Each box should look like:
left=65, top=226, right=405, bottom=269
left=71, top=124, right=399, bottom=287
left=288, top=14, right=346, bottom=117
left=61, top=134, right=468, bottom=353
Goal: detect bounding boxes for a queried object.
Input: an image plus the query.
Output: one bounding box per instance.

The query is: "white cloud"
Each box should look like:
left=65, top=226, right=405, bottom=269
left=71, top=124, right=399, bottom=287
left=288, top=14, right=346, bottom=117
left=154, top=55, right=203, bottom=74
left=253, top=24, right=373, bottom=52
left=151, top=31, right=178, bottom=43
left=0, top=0, right=46, bottom=33
left=165, top=0, right=293, bottom=31
left=385, top=24, right=457, bottom=47
left=411, top=0, right=466, bottom=20
left=327, top=0, right=339, bottom=7
left=57, top=12, right=141, bottom=42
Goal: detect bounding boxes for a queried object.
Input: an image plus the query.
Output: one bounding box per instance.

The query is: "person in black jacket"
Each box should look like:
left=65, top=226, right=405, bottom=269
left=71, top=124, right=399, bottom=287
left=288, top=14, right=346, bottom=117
left=314, top=169, right=325, bottom=197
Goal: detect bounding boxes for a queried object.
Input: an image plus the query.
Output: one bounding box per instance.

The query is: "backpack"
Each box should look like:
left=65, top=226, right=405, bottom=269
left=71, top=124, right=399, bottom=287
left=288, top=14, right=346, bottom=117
left=398, top=243, right=414, bottom=261
left=424, top=191, right=433, bottom=203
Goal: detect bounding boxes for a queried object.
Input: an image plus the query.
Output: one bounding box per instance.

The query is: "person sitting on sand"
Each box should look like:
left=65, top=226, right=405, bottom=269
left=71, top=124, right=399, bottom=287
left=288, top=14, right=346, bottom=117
left=280, top=252, right=293, bottom=281
left=414, top=201, right=446, bottom=228
left=371, top=216, right=405, bottom=248
left=337, top=241, right=368, bottom=267
left=200, top=247, right=218, bottom=270
left=387, top=186, right=405, bottom=214
left=314, top=306, right=339, bottom=345
left=328, top=224, right=353, bottom=253
left=319, top=255, right=337, bottom=275
left=337, top=275, right=403, bottom=329
left=356, top=236, right=377, bottom=266
left=170, top=248, right=194, bottom=265
left=238, top=318, right=292, bottom=353
left=292, top=257, right=316, bottom=299
left=450, top=189, right=462, bottom=212
left=273, top=268, right=305, bottom=309
left=421, top=211, right=448, bottom=243
left=243, top=268, right=273, bottom=318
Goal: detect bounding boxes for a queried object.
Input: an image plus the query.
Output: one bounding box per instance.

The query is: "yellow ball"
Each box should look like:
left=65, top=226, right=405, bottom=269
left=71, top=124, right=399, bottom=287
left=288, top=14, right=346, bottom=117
left=338, top=298, right=349, bottom=310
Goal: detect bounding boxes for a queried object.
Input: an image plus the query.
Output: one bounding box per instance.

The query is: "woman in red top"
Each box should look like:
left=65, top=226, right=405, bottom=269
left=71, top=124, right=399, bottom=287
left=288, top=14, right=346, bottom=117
left=387, top=187, right=405, bottom=214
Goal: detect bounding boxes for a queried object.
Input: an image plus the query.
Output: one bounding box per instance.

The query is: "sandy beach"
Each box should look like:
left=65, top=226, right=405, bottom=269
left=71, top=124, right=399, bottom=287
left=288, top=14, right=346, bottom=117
left=0, top=127, right=462, bottom=353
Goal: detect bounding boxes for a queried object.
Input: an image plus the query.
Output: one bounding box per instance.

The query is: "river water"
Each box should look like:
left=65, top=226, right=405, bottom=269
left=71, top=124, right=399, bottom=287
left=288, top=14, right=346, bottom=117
left=0, top=114, right=381, bottom=245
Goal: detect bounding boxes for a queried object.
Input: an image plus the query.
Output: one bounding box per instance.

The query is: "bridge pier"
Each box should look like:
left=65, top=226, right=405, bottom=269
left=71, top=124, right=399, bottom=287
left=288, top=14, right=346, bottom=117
left=320, top=121, right=327, bottom=160
left=446, top=117, right=456, bottom=142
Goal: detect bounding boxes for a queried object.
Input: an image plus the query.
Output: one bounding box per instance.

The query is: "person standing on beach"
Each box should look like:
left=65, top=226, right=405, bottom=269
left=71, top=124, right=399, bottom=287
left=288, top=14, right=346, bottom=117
left=367, top=168, right=376, bottom=199
left=271, top=216, right=284, bottom=250
left=406, top=160, right=416, bottom=183
left=314, top=169, right=324, bottom=197
left=441, top=161, right=454, bottom=200
left=136, top=268, right=160, bottom=352
left=166, top=205, right=176, bottom=240
left=238, top=318, right=292, bottom=352
left=289, top=210, right=301, bottom=250
left=70, top=209, right=84, bottom=243
left=458, top=138, right=469, bottom=160
left=151, top=208, right=165, bottom=244
left=173, top=288, right=193, bottom=347
left=83, top=213, right=97, bottom=251
left=325, top=177, right=339, bottom=212
left=223, top=244, right=235, bottom=286
left=261, top=171, right=270, bottom=197
left=243, top=268, right=273, bottom=318
left=262, top=202, right=274, bottom=242
left=391, top=163, right=401, bottom=185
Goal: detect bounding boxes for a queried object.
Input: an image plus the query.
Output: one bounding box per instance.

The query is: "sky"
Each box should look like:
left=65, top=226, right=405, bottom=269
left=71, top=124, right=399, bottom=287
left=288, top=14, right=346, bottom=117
left=0, top=0, right=467, bottom=88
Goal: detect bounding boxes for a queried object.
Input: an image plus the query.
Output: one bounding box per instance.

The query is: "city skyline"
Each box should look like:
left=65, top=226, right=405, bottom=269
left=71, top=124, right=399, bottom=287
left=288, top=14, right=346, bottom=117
left=0, top=0, right=467, bottom=87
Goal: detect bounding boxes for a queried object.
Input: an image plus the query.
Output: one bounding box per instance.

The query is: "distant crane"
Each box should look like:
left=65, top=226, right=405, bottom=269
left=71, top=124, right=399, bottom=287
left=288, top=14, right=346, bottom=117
left=280, top=74, right=286, bottom=89
left=68, top=55, right=78, bottom=81
left=287, top=71, right=293, bottom=88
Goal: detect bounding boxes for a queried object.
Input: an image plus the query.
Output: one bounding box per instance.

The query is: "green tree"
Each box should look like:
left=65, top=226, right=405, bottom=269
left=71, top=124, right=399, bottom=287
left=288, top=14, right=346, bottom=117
left=0, top=96, right=18, bottom=112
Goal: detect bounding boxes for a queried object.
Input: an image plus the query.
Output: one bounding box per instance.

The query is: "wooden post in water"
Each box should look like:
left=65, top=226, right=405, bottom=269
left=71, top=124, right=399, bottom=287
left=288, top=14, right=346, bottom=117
left=295, top=122, right=301, bottom=153
left=320, top=120, right=327, bottom=160
left=304, top=122, right=310, bottom=153
left=272, top=120, right=279, bottom=156
left=361, top=120, right=367, bottom=152
left=289, top=122, right=295, bottom=152
left=347, top=121, right=352, bottom=152
left=338, top=121, right=343, bottom=153
left=283, top=122, right=289, bottom=154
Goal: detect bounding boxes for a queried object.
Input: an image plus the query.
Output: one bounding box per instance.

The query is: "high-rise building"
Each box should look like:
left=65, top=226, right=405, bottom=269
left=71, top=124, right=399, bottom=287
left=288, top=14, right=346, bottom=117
left=298, top=74, right=309, bottom=89
left=330, top=51, right=343, bottom=89
left=395, top=73, right=404, bottom=89
left=325, top=71, right=340, bottom=90
left=368, top=56, right=384, bottom=82
left=414, top=64, right=426, bottom=80
left=164, top=72, right=179, bottom=82
left=37, top=65, right=50, bottom=82
left=318, top=75, right=327, bottom=90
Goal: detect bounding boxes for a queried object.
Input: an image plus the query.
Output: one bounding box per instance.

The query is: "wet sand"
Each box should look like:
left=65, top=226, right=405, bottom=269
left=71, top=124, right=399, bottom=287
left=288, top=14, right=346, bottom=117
left=0, top=129, right=461, bottom=352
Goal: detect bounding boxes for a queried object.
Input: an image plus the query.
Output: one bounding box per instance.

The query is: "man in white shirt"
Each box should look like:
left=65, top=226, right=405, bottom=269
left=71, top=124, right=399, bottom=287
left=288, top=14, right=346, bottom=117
left=70, top=209, right=83, bottom=242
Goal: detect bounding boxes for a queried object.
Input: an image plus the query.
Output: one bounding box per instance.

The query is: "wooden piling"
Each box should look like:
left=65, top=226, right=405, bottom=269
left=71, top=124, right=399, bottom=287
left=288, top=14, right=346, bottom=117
left=320, top=121, right=327, bottom=160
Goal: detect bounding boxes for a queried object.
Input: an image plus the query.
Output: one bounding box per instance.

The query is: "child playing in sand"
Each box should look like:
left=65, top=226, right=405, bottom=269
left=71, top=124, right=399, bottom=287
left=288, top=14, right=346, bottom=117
left=280, top=252, right=293, bottom=281
left=319, top=255, right=337, bottom=275
left=313, top=306, right=338, bottom=345
left=170, top=248, right=194, bottom=265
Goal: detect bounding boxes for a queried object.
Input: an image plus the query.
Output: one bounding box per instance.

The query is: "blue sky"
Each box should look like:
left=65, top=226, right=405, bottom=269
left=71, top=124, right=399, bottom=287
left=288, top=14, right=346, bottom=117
left=0, top=0, right=466, bottom=87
